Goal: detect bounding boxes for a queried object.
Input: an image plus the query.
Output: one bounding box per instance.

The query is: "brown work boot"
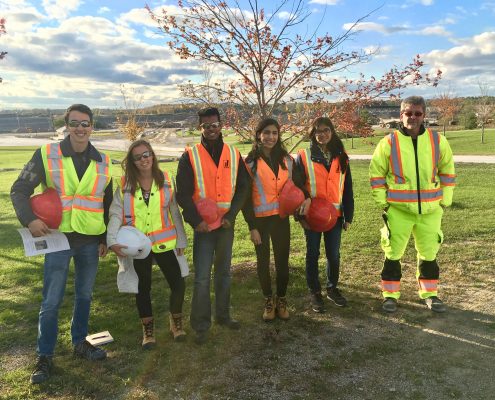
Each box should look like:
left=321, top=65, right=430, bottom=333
left=276, top=296, right=290, bottom=320
left=141, top=317, right=156, bottom=350
left=169, top=313, right=187, bottom=342
left=262, top=295, right=276, bottom=321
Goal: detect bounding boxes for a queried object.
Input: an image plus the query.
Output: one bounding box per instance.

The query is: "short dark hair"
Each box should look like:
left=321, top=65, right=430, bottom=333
left=197, top=107, right=221, bottom=125
left=401, top=96, right=426, bottom=113
left=64, top=104, right=93, bottom=124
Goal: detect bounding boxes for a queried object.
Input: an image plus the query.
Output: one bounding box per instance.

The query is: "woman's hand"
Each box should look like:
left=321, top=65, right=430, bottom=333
left=109, top=244, right=128, bottom=258
left=297, top=198, right=312, bottom=216
left=250, top=229, right=262, bottom=245
left=176, top=248, right=185, bottom=256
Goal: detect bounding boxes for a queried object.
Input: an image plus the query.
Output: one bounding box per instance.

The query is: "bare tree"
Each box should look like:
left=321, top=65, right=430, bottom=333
left=147, top=0, right=440, bottom=144
left=476, top=82, right=494, bottom=144
left=430, top=88, right=462, bottom=137
left=119, top=84, right=146, bottom=141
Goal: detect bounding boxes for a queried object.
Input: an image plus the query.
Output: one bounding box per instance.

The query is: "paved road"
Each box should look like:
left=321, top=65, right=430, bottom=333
left=1, top=134, right=494, bottom=163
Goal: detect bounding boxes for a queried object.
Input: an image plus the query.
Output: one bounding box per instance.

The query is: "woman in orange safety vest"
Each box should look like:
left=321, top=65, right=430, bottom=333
left=107, top=140, right=188, bottom=349
left=295, top=117, right=354, bottom=313
left=242, top=118, right=308, bottom=321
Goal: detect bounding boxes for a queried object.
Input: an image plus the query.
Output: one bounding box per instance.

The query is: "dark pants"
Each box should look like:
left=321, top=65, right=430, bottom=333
left=304, top=218, right=343, bottom=293
left=190, top=227, right=234, bottom=333
left=254, top=215, right=290, bottom=297
left=133, top=249, right=185, bottom=318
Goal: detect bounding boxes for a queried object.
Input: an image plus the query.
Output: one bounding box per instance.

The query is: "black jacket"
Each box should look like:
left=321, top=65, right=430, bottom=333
left=176, top=134, right=249, bottom=229
left=10, top=136, right=113, bottom=247
left=295, top=141, right=354, bottom=224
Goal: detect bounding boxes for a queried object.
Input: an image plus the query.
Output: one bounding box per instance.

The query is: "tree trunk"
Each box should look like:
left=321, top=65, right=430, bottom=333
left=481, top=125, right=485, bottom=144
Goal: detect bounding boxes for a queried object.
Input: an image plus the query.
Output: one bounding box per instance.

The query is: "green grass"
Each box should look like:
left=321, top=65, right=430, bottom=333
left=1, top=146, right=495, bottom=399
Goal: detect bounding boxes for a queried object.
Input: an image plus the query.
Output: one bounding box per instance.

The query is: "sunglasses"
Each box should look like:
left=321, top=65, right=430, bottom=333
left=402, top=111, right=424, bottom=117
left=68, top=120, right=91, bottom=128
left=132, top=150, right=153, bottom=162
left=200, top=122, right=221, bottom=130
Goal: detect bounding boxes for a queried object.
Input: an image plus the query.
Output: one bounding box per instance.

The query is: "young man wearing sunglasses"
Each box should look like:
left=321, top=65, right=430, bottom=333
left=10, top=104, right=113, bottom=383
left=176, top=107, right=249, bottom=344
left=369, top=96, right=456, bottom=313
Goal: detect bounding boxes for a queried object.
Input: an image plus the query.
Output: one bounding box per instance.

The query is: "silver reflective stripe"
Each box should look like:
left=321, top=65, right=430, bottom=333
left=150, top=228, right=176, bottom=244
left=73, top=197, right=103, bottom=210
left=122, top=187, right=133, bottom=225
left=304, top=149, right=317, bottom=197
left=390, top=133, right=405, bottom=184
left=254, top=202, right=279, bottom=213
left=191, top=145, right=206, bottom=198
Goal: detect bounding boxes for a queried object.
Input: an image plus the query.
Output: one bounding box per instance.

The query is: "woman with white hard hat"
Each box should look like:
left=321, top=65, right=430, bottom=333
left=107, top=140, right=188, bottom=349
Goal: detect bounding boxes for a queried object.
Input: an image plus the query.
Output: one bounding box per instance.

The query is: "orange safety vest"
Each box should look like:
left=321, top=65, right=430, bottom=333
left=121, top=171, right=177, bottom=253
left=298, top=148, right=346, bottom=216
left=186, top=143, right=240, bottom=228
left=246, top=156, right=293, bottom=217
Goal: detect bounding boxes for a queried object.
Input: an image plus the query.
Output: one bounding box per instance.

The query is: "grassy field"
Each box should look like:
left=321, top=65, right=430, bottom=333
left=0, top=146, right=494, bottom=399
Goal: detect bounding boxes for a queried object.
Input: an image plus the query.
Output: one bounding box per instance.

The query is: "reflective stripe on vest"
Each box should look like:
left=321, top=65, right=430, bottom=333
left=121, top=171, right=177, bottom=252
left=300, top=148, right=345, bottom=214
left=387, top=188, right=443, bottom=203
left=43, top=143, right=110, bottom=234
left=429, top=130, right=440, bottom=183
left=439, top=174, right=456, bottom=186
left=249, top=156, right=293, bottom=217
left=370, top=177, right=387, bottom=189
left=187, top=143, right=239, bottom=214
left=389, top=132, right=405, bottom=184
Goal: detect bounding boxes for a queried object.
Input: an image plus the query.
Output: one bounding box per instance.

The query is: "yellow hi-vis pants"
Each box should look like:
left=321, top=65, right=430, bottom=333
left=380, top=205, right=444, bottom=299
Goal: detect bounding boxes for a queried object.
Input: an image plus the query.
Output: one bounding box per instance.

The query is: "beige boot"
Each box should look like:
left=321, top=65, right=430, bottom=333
left=262, top=295, right=276, bottom=321
left=276, top=296, right=290, bottom=320
left=141, top=317, right=156, bottom=350
left=169, top=313, right=186, bottom=342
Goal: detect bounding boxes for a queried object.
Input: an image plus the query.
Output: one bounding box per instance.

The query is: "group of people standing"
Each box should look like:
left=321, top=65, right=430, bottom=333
left=10, top=95, right=455, bottom=384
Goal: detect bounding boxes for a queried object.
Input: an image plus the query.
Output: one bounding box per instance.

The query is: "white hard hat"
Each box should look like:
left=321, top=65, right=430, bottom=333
left=116, top=226, right=152, bottom=259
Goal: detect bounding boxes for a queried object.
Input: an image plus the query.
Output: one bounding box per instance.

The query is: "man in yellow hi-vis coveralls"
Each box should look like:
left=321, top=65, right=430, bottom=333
left=369, top=96, right=456, bottom=313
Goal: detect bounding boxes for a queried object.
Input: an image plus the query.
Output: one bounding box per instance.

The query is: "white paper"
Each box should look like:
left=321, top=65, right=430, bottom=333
left=17, top=228, right=70, bottom=256
left=86, top=331, right=114, bottom=346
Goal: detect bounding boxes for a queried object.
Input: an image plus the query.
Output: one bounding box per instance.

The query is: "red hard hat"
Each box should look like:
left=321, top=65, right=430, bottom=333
left=279, top=179, right=304, bottom=218
left=306, top=197, right=338, bottom=232
left=30, top=188, right=63, bottom=229
left=195, top=197, right=219, bottom=225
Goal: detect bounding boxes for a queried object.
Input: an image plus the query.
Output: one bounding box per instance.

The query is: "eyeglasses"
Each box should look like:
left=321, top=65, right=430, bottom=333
left=315, top=127, right=331, bottom=135
left=402, top=111, right=424, bottom=117
left=200, top=122, right=221, bottom=130
left=68, top=120, right=91, bottom=128
left=132, top=150, right=153, bottom=162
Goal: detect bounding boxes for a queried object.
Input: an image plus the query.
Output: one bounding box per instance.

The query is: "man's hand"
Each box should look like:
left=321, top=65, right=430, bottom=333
left=176, top=247, right=185, bottom=256
left=99, top=244, right=108, bottom=258
left=297, top=198, right=312, bottom=216
left=250, top=229, right=261, bottom=245
left=221, top=218, right=231, bottom=229
left=109, top=244, right=127, bottom=257
left=28, top=218, right=50, bottom=237
left=195, top=221, right=210, bottom=233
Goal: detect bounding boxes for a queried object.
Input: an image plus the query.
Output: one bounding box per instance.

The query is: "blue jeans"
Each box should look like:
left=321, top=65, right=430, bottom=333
left=304, top=218, right=343, bottom=293
left=190, top=227, right=234, bottom=333
left=37, top=242, right=99, bottom=356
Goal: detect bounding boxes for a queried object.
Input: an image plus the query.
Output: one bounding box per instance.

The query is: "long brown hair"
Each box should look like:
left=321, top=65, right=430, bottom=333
left=122, top=139, right=164, bottom=195
left=309, top=117, right=348, bottom=172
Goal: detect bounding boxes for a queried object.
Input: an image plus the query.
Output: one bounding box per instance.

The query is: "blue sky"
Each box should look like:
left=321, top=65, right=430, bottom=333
left=1, top=0, right=494, bottom=109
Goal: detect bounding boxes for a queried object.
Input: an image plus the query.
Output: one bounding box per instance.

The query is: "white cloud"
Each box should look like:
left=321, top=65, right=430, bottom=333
left=277, top=11, right=294, bottom=20
left=423, top=31, right=495, bottom=92
left=342, top=22, right=409, bottom=35
left=418, top=26, right=452, bottom=37
left=42, top=0, right=81, bottom=20
left=97, top=7, right=111, bottom=15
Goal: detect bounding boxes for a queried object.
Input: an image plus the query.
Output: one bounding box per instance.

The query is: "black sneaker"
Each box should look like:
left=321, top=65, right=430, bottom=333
left=73, top=340, right=107, bottom=361
left=326, top=287, right=347, bottom=307
left=424, top=296, right=447, bottom=313
left=216, top=318, right=240, bottom=330
left=382, top=297, right=398, bottom=313
left=310, top=292, right=325, bottom=313
left=30, top=355, right=52, bottom=384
